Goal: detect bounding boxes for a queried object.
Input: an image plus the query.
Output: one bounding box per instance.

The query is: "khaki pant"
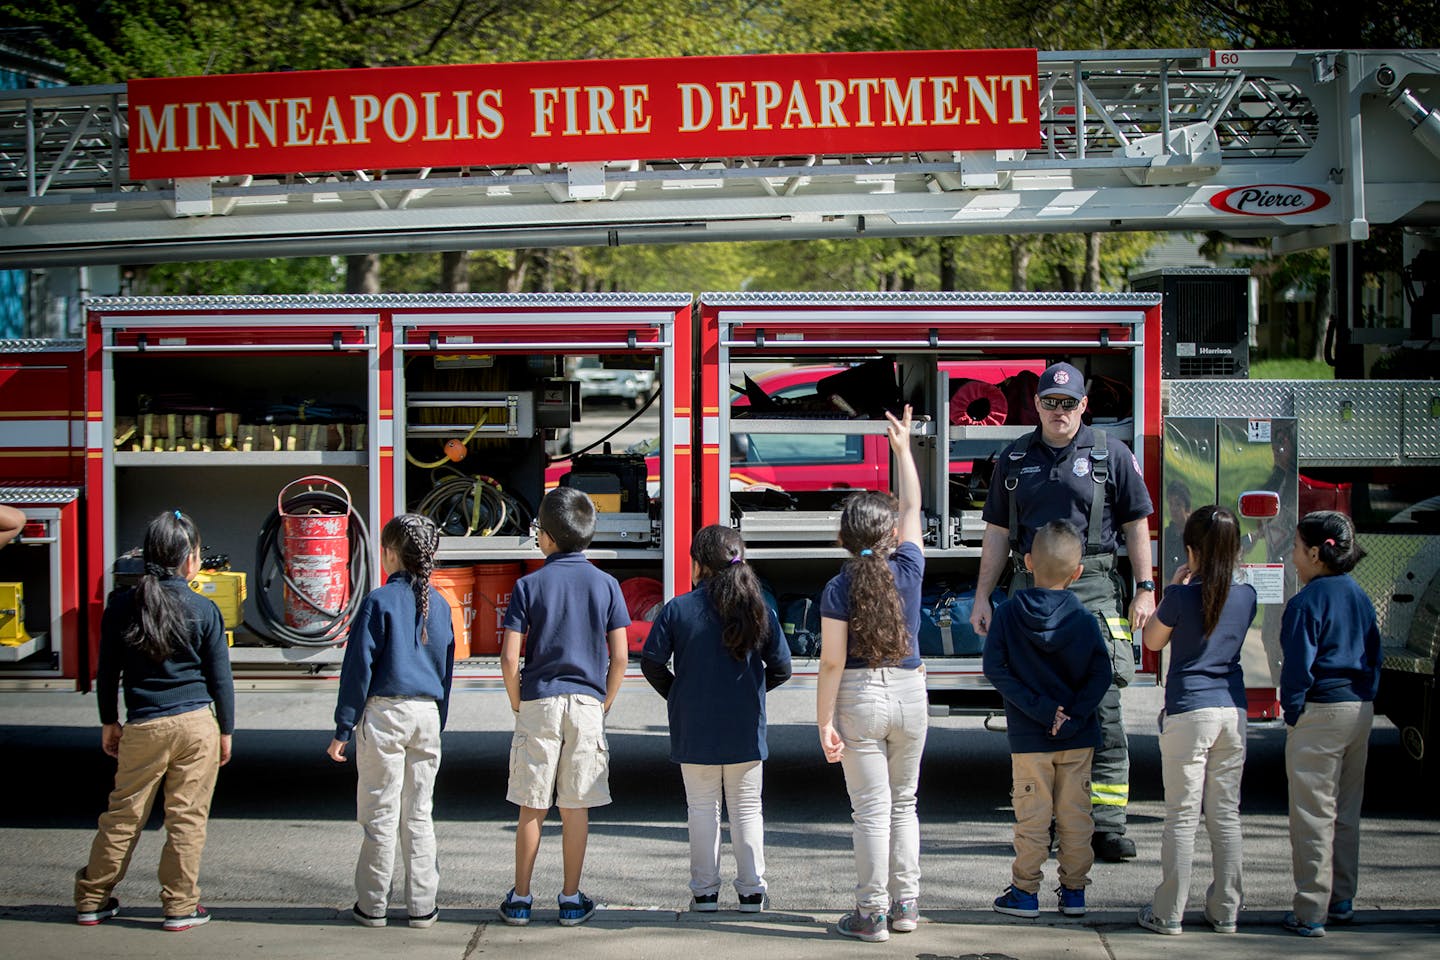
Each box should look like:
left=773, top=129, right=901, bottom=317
left=1010, top=748, right=1095, bottom=893
left=354, top=697, right=443, bottom=918
left=507, top=694, right=610, bottom=810
left=75, top=707, right=221, bottom=916
left=1286, top=700, right=1373, bottom=924
left=1151, top=707, right=1247, bottom=925
left=681, top=761, right=766, bottom=898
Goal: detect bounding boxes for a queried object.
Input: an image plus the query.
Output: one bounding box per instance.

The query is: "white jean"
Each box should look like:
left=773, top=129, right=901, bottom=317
left=834, top=667, right=928, bottom=912
left=680, top=761, right=766, bottom=897
left=1150, top=706, right=1247, bottom=926
left=354, top=697, right=443, bottom=917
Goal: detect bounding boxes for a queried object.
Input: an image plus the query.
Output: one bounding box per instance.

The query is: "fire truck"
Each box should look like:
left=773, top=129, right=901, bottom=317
left=1, top=47, right=1438, bottom=778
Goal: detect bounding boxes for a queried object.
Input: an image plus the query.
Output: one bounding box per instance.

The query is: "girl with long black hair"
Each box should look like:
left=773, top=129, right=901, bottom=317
left=641, top=524, right=791, bottom=912
left=1138, top=505, right=1256, bottom=936
left=75, top=510, right=234, bottom=931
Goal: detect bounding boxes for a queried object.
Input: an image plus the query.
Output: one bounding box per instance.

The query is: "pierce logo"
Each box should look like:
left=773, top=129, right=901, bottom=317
left=1053, top=370, right=1070, bottom=384
left=1209, top=184, right=1331, bottom=217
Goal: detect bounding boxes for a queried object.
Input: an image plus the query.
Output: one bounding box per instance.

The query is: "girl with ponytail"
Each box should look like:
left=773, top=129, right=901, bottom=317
left=1138, top=505, right=1256, bottom=936
left=76, top=510, right=233, bottom=931
left=328, top=513, right=454, bottom=929
left=641, top=524, right=791, bottom=912
left=816, top=405, right=927, bottom=943
left=1278, top=510, right=1381, bottom=937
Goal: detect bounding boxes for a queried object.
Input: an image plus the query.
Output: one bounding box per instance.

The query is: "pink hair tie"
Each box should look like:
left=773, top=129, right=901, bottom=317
left=1324, top=538, right=1336, bottom=546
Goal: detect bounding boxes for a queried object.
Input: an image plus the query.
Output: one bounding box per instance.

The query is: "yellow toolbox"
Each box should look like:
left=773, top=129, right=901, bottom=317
left=0, top=582, right=30, bottom=645
left=189, top=571, right=247, bottom=629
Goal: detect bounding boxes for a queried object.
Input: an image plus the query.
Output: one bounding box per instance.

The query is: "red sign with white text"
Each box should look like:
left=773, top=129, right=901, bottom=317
left=127, top=48, right=1039, bottom=178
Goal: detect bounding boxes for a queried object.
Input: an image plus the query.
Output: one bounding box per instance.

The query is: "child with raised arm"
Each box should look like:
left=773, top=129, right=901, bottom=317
left=983, top=519, right=1111, bottom=921
left=499, top=487, right=630, bottom=927
left=815, top=405, right=926, bottom=943
left=1279, top=510, right=1381, bottom=938
left=328, top=514, right=453, bottom=929
left=641, top=524, right=791, bottom=912
left=75, top=510, right=233, bottom=932
left=1138, top=505, right=1256, bottom=936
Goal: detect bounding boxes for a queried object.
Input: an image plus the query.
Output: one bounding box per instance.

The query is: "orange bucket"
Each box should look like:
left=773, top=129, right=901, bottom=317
left=472, top=562, right=523, bottom=655
left=430, top=566, right=475, bottom=660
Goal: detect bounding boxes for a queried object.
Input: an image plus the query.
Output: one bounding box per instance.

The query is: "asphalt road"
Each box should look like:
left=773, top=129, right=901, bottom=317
left=1, top=684, right=1436, bottom=919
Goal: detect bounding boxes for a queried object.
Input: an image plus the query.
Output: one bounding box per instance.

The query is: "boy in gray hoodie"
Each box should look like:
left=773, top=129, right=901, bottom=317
left=983, top=520, right=1112, bottom=920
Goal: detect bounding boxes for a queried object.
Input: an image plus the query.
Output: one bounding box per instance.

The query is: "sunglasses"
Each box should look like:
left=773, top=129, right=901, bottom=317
left=1038, top=396, right=1081, bottom=411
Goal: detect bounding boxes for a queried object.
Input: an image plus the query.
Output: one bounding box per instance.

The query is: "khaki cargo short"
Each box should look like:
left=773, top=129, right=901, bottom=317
left=506, top=693, right=611, bottom=810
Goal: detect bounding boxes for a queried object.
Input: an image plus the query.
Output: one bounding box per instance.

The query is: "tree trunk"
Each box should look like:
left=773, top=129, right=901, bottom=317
left=1083, top=232, right=1102, bottom=292
left=1056, top=262, right=1076, bottom=291
left=505, top=250, right=530, bottom=293
left=1312, top=274, right=1332, bottom=362
left=345, top=254, right=380, bottom=294
left=440, top=251, right=470, bottom=293
left=938, top=236, right=957, bottom=290
left=1010, top=237, right=1032, bottom=291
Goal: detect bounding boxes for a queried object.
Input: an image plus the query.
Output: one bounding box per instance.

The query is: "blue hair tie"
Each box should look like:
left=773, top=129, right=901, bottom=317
left=173, top=509, right=183, bottom=520
left=860, top=548, right=873, bottom=557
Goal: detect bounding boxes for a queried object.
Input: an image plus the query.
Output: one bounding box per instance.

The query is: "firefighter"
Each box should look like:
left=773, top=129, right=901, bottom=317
left=969, top=362, right=1155, bottom=863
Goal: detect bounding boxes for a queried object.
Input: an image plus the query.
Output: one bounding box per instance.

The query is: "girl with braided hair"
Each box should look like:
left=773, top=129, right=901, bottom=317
left=328, top=513, right=455, bottom=929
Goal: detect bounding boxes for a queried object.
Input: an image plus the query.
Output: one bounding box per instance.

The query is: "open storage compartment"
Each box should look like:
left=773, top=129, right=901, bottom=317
left=87, top=297, right=382, bottom=681
left=391, top=294, right=693, bottom=667
left=698, top=292, right=1160, bottom=704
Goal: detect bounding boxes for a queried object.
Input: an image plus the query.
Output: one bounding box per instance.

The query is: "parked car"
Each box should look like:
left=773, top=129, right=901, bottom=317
left=572, top=356, right=655, bottom=408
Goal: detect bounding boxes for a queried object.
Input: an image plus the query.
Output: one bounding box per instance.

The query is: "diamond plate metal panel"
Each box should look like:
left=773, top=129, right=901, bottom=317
left=0, top=486, right=81, bottom=504
left=1295, top=382, right=1403, bottom=461
left=1163, top=379, right=1294, bottom=418
left=1352, top=533, right=1440, bottom=651
left=700, top=291, right=1161, bottom=307
left=0, top=339, right=84, bottom=353
left=85, top=292, right=693, bottom=311
left=1403, top=386, right=1440, bottom=459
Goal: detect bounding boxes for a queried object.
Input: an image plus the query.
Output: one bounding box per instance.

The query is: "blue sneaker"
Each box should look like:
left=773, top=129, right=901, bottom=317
left=557, top=892, right=596, bottom=927
left=1282, top=912, right=1326, bottom=938
left=499, top=888, right=532, bottom=926
left=1057, top=885, right=1085, bottom=917
left=1328, top=899, right=1354, bottom=924
left=993, top=885, right=1039, bottom=919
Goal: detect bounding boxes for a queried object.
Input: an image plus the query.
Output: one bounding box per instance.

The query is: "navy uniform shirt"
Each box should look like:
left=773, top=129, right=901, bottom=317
left=819, top=541, right=925, bottom=669
left=333, top=571, right=456, bottom=742
left=502, top=551, right=631, bottom=703
left=982, top=424, right=1153, bottom=555
left=1155, top=579, right=1257, bottom=715
left=641, top=587, right=791, bottom=765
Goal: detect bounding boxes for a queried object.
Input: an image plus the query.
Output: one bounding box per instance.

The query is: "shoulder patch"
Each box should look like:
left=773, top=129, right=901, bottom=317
left=1131, top=453, right=1142, bottom=475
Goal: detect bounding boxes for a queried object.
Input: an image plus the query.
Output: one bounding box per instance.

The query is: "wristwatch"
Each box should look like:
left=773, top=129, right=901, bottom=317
left=1135, top=580, right=1156, bottom=592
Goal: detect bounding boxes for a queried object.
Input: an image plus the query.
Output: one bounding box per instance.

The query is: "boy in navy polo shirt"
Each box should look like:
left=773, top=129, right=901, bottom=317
left=498, top=488, right=630, bottom=927
left=983, top=519, right=1112, bottom=920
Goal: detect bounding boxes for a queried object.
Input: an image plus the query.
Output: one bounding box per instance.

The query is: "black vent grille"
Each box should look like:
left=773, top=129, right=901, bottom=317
left=1175, top=279, right=1246, bottom=343
left=1178, top=355, right=1240, bottom=378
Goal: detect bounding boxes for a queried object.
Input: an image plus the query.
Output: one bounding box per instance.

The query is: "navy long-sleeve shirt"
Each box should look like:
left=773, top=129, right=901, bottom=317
left=97, top=576, right=235, bottom=733
left=982, top=587, right=1112, bottom=754
left=1279, top=573, right=1382, bottom=727
left=333, top=572, right=455, bottom=742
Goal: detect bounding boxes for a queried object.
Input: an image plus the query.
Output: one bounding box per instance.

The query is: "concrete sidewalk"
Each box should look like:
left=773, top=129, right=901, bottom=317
left=2, top=902, right=1437, bottom=960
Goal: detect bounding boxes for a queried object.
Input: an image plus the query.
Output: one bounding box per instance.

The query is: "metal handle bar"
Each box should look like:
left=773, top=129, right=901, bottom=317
left=104, top=342, right=375, bottom=353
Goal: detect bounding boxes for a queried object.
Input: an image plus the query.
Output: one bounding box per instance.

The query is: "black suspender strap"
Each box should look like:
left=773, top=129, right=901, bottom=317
left=1005, top=430, right=1037, bottom=559
left=1087, top=429, right=1109, bottom=553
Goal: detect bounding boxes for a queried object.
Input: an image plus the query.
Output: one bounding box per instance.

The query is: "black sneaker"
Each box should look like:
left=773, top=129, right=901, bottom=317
left=408, top=908, right=439, bottom=928
left=1092, top=832, right=1137, bottom=862
left=76, top=898, right=119, bottom=926
left=162, top=906, right=212, bottom=931
left=499, top=888, right=532, bottom=926
left=351, top=903, right=386, bottom=928
left=691, top=893, right=719, bottom=912
left=737, top=893, right=766, bottom=914
left=557, top=892, right=596, bottom=926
